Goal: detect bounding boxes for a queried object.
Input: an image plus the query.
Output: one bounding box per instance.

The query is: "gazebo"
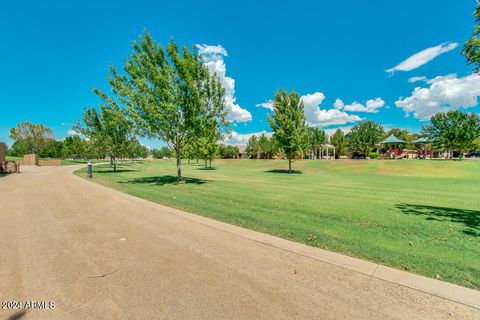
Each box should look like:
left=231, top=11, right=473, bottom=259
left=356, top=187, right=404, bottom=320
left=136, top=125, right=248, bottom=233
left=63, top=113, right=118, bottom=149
left=382, top=134, right=406, bottom=158
left=320, top=143, right=335, bottom=160
left=310, top=144, right=336, bottom=160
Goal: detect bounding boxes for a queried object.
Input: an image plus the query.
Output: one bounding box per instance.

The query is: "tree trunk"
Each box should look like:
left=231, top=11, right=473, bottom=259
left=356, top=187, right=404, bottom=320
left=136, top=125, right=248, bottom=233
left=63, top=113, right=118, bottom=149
left=288, top=158, right=292, bottom=173
left=113, top=157, right=117, bottom=173
left=205, top=159, right=207, bottom=169
left=177, top=155, right=183, bottom=182
left=209, top=159, right=212, bottom=168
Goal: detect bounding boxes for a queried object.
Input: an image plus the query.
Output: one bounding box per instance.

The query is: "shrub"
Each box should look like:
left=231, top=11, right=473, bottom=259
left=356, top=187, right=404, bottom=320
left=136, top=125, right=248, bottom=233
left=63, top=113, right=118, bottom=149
left=368, top=152, right=379, bottom=159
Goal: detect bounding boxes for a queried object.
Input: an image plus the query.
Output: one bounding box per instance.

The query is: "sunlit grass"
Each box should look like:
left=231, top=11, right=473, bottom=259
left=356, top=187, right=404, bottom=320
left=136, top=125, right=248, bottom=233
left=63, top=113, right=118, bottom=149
left=76, top=159, right=480, bottom=289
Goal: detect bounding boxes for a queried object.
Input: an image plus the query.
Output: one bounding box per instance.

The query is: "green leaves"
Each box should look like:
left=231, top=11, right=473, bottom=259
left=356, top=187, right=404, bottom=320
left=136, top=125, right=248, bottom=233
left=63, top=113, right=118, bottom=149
left=78, top=31, right=227, bottom=180
left=307, top=126, right=327, bottom=157
left=462, top=3, right=480, bottom=72
left=330, top=129, right=346, bottom=156
left=268, top=89, right=308, bottom=168
left=8, top=121, right=54, bottom=155
left=422, top=110, right=480, bottom=154
left=349, top=121, right=384, bottom=155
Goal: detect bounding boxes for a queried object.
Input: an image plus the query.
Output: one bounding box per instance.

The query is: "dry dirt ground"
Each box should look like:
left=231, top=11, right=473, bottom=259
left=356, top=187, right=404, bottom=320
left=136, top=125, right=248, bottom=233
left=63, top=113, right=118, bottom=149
left=0, top=166, right=478, bottom=319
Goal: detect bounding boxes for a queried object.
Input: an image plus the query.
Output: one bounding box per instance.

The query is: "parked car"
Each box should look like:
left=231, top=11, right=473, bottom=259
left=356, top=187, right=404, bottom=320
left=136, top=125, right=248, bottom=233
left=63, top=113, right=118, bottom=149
left=466, top=151, right=480, bottom=158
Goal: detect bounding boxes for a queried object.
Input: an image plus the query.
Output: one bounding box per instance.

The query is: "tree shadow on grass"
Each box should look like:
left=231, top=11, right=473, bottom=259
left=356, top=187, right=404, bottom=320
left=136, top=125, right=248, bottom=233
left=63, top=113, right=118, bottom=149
left=395, top=203, right=480, bottom=237
left=122, top=175, right=208, bottom=186
left=265, top=169, right=303, bottom=174
left=197, top=167, right=217, bottom=171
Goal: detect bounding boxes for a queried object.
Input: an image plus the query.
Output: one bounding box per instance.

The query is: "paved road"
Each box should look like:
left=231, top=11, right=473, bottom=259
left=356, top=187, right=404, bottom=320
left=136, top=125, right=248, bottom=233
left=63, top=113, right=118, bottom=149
left=0, top=166, right=478, bottom=319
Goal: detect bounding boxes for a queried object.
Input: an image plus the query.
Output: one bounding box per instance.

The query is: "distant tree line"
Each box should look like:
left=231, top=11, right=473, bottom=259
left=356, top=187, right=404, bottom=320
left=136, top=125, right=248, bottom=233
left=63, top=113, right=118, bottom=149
left=239, top=99, right=480, bottom=172
left=7, top=121, right=148, bottom=161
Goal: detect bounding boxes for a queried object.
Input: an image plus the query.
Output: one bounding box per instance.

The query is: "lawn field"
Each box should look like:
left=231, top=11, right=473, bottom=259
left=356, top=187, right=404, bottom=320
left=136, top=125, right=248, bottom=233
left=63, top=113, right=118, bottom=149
left=76, top=159, right=480, bottom=289
left=61, top=159, right=107, bottom=166
left=5, top=156, right=22, bottom=161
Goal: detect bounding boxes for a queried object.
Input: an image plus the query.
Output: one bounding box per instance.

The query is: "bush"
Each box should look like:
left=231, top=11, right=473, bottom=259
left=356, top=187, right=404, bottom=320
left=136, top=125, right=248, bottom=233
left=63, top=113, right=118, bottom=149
left=368, top=152, right=379, bottom=159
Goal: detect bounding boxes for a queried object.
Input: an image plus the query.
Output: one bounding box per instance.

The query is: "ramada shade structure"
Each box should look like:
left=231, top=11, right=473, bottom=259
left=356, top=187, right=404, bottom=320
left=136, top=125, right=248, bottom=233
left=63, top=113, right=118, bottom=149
left=382, top=134, right=406, bottom=158
left=413, top=137, right=433, bottom=159
left=382, top=134, right=406, bottom=144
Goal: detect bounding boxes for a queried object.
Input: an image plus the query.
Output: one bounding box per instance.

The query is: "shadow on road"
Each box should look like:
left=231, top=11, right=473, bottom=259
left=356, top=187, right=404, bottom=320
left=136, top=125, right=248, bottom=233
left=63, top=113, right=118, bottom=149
left=7, top=310, right=28, bottom=320
left=395, top=203, right=480, bottom=237
left=122, top=175, right=208, bottom=186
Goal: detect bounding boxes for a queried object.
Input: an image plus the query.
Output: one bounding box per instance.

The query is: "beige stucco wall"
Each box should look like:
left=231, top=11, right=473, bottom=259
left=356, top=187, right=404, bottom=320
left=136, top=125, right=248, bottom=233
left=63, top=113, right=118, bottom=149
left=38, top=159, right=61, bottom=166
left=19, top=154, right=38, bottom=166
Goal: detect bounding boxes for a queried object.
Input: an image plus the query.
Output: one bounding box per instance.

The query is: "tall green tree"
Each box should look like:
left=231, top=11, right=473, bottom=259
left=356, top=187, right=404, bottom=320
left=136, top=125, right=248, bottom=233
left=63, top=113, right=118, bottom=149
left=41, top=140, right=64, bottom=158
left=63, top=135, right=87, bottom=160
left=462, top=2, right=480, bottom=72
left=74, top=90, right=131, bottom=172
left=197, top=136, right=219, bottom=168
left=218, top=145, right=240, bottom=159
left=9, top=121, right=54, bottom=155
left=268, top=89, right=308, bottom=172
left=107, top=32, right=226, bottom=181
left=307, top=126, right=327, bottom=159
left=151, top=146, right=174, bottom=159
left=125, top=139, right=148, bottom=160
left=330, top=129, right=347, bottom=157
left=258, top=134, right=274, bottom=159
left=422, top=110, right=480, bottom=158
left=7, top=141, right=28, bottom=157
left=245, top=135, right=259, bottom=159
left=349, top=121, right=384, bottom=157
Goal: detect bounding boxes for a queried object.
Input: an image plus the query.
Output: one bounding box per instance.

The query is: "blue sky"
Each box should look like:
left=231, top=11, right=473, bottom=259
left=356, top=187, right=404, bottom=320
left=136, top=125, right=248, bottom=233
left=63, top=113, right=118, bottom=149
left=0, top=0, right=478, bottom=147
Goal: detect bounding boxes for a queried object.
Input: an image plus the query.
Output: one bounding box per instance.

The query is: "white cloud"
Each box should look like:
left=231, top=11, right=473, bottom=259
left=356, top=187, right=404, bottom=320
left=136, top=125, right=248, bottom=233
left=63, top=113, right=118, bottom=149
left=197, top=44, right=252, bottom=123
left=301, top=92, right=363, bottom=126
left=386, top=42, right=459, bottom=74
left=336, top=97, right=385, bottom=113
left=255, top=92, right=363, bottom=127
left=395, top=73, right=480, bottom=120
left=425, top=73, right=457, bottom=84
left=366, top=98, right=385, bottom=110
left=67, top=130, right=79, bottom=135
left=224, top=130, right=272, bottom=145
left=333, top=98, right=344, bottom=109
left=196, top=44, right=227, bottom=58
left=256, top=99, right=274, bottom=110
left=408, top=76, right=427, bottom=83
left=324, top=126, right=353, bottom=137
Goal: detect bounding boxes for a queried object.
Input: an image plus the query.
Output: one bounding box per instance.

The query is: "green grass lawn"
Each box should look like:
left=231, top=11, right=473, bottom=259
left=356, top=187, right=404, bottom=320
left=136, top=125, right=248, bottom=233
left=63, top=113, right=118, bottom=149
left=76, top=159, right=480, bottom=289
left=61, top=159, right=107, bottom=166
left=5, top=156, right=22, bottom=161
